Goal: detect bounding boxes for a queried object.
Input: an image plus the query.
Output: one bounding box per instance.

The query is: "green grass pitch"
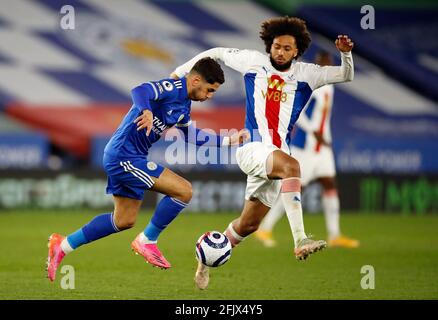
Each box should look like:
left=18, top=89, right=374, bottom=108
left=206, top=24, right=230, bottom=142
left=0, top=210, right=437, bottom=300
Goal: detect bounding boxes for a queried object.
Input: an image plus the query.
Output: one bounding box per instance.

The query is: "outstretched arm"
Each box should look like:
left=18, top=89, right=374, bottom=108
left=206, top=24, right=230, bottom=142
left=176, top=122, right=249, bottom=147
left=171, top=48, right=226, bottom=78
left=171, top=47, right=256, bottom=79
left=310, top=35, right=354, bottom=89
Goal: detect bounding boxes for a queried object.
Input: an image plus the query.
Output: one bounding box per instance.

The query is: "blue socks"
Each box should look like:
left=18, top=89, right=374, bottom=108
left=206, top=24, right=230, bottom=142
left=144, top=196, right=188, bottom=241
left=67, top=213, right=120, bottom=249
left=64, top=197, right=187, bottom=251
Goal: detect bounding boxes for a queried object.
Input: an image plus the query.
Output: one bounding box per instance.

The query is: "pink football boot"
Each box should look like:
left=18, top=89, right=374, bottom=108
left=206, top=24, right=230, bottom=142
left=46, top=233, right=66, bottom=281
left=131, top=233, right=171, bottom=269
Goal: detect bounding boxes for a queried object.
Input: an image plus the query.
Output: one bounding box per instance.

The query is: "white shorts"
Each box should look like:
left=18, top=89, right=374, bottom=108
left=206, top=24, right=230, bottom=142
left=235, top=142, right=282, bottom=207
left=290, top=145, right=336, bottom=186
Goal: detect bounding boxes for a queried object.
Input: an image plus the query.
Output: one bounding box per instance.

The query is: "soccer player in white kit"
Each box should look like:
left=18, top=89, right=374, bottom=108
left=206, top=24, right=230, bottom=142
left=255, top=51, right=360, bottom=249
left=172, top=17, right=354, bottom=289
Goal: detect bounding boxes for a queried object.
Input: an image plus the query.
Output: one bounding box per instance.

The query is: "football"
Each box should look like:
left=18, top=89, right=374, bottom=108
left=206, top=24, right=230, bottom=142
left=195, top=231, right=232, bottom=267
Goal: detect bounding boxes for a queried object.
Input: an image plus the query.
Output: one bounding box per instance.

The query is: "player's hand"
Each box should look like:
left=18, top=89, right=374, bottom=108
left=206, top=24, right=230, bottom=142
left=169, top=73, right=180, bottom=80
left=134, top=109, right=153, bottom=136
left=229, top=128, right=250, bottom=146
left=335, top=35, right=354, bottom=52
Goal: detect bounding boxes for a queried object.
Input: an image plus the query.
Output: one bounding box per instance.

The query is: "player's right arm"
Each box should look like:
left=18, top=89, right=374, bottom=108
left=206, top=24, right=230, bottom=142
left=131, top=81, right=178, bottom=135
left=131, top=83, right=157, bottom=135
left=171, top=48, right=258, bottom=78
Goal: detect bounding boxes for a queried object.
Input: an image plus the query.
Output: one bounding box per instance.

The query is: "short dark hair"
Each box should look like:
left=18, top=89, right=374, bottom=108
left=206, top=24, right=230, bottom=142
left=190, top=57, right=225, bottom=84
left=260, top=16, right=311, bottom=59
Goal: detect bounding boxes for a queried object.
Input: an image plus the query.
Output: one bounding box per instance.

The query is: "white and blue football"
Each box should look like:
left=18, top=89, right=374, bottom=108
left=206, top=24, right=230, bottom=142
left=195, top=231, right=232, bottom=267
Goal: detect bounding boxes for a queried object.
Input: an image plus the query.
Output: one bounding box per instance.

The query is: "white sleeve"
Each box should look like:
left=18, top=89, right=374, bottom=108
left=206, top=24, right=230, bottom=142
left=305, top=52, right=354, bottom=90
left=172, top=47, right=257, bottom=77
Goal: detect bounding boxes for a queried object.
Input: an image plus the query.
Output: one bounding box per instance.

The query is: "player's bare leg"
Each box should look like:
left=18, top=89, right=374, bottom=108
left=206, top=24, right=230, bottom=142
left=132, top=168, right=192, bottom=269
left=267, top=150, right=326, bottom=260
left=230, top=198, right=271, bottom=239
left=113, top=196, right=142, bottom=230
left=319, top=177, right=359, bottom=248
left=151, top=168, right=193, bottom=203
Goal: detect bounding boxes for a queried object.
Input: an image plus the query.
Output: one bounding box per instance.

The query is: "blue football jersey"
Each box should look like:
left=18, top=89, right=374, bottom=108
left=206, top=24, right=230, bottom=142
left=104, top=78, right=191, bottom=158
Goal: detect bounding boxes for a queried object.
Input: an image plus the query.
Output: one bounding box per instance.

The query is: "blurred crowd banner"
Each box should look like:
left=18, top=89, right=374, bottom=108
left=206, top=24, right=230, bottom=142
left=0, top=170, right=436, bottom=214
left=0, top=0, right=437, bottom=174
left=0, top=134, right=48, bottom=169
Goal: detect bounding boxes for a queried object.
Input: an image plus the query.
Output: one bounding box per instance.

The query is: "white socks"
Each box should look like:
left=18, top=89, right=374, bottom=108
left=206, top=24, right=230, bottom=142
left=280, top=177, right=306, bottom=246
left=60, top=239, right=74, bottom=255
left=139, top=232, right=157, bottom=244
left=322, top=190, right=341, bottom=240
left=224, top=222, right=246, bottom=247
left=260, top=181, right=341, bottom=242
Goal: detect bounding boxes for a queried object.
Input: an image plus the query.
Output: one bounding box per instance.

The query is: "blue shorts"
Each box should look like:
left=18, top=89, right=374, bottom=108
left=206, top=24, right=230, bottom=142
left=103, top=153, right=165, bottom=200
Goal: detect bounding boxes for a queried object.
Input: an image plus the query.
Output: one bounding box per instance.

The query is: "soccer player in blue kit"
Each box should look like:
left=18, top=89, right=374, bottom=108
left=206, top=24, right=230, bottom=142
left=46, top=57, right=249, bottom=281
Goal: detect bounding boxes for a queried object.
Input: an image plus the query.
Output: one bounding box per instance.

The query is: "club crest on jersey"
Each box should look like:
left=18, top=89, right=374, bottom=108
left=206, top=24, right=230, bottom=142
left=162, top=81, right=174, bottom=91
left=261, top=75, right=288, bottom=102
left=267, top=77, right=286, bottom=90
left=147, top=161, right=158, bottom=171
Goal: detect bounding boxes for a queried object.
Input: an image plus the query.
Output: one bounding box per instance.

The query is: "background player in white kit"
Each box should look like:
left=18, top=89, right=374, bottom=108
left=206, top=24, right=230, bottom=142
left=172, top=16, right=354, bottom=289
left=255, top=50, right=360, bottom=249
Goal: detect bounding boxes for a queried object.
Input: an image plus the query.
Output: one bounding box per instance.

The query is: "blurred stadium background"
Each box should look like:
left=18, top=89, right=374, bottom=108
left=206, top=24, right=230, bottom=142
left=0, top=0, right=437, bottom=300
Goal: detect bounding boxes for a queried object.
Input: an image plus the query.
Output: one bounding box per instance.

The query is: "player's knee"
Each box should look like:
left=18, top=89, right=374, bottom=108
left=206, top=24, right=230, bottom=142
left=116, top=217, right=136, bottom=230
left=175, top=181, right=192, bottom=204
left=281, top=157, right=300, bottom=178
left=122, top=219, right=136, bottom=230
left=113, top=211, right=137, bottom=230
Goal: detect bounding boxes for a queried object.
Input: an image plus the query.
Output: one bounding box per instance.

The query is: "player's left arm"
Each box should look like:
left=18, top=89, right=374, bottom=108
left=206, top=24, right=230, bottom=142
left=170, top=47, right=257, bottom=79
left=308, top=35, right=354, bottom=90
left=176, top=121, right=249, bottom=147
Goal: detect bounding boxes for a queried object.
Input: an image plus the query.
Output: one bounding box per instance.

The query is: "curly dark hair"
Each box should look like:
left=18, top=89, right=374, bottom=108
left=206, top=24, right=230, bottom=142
left=260, top=16, right=311, bottom=59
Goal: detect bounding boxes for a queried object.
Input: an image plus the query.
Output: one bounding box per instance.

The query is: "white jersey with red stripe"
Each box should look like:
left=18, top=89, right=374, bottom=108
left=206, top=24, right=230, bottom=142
left=292, top=84, right=334, bottom=152
left=173, top=48, right=353, bottom=154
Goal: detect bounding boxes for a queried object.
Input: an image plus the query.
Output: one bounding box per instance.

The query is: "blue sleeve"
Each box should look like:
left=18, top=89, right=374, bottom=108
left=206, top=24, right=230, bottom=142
left=131, top=80, right=178, bottom=111
left=131, top=83, right=156, bottom=111
left=177, top=122, right=226, bottom=147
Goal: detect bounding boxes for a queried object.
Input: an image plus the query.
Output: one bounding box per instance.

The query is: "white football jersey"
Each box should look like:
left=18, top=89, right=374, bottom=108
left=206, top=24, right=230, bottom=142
left=292, top=84, right=334, bottom=152
left=173, top=47, right=353, bottom=154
